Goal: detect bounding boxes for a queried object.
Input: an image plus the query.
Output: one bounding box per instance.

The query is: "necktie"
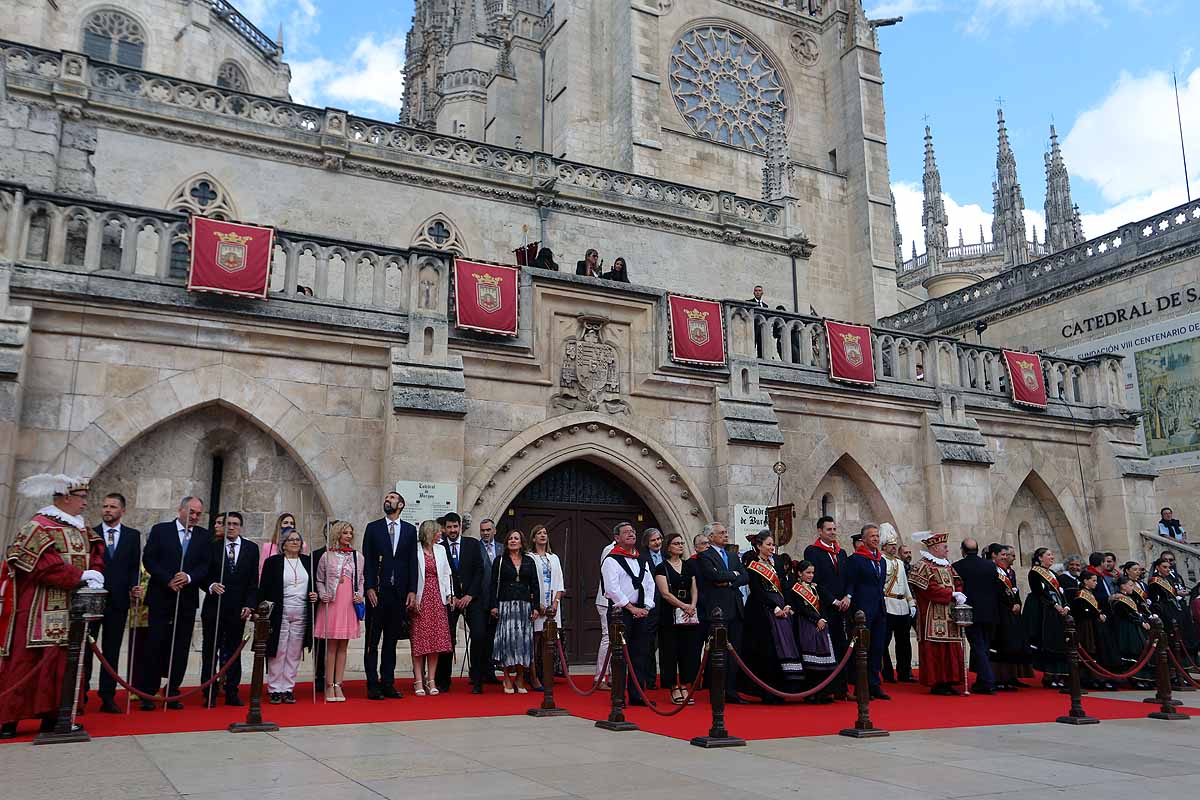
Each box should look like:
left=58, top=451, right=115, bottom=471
left=181, top=529, right=191, bottom=556
left=106, top=529, right=116, bottom=558
left=718, top=548, right=728, bottom=569
left=389, top=522, right=397, bottom=554
left=227, top=542, right=237, bottom=575
left=451, top=541, right=459, bottom=568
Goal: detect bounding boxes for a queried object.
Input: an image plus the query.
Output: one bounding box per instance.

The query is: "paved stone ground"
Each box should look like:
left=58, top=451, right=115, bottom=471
left=2, top=714, right=1198, bottom=800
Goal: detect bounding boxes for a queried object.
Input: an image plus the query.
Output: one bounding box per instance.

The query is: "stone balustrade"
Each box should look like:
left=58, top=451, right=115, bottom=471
left=208, top=0, right=282, bottom=60
left=1139, top=530, right=1200, bottom=586
left=0, top=40, right=62, bottom=80
left=0, top=182, right=449, bottom=314
left=729, top=303, right=1126, bottom=411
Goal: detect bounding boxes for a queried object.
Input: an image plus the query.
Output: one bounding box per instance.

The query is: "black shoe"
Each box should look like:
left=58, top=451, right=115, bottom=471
left=627, top=697, right=648, bottom=707
left=367, top=687, right=384, bottom=700
left=139, top=700, right=156, bottom=711
left=315, top=680, right=326, bottom=693
left=971, top=684, right=996, bottom=695
left=897, top=676, right=916, bottom=683
left=380, top=686, right=402, bottom=699
left=437, top=684, right=451, bottom=694
left=225, top=695, right=244, bottom=707
left=1012, top=680, right=1031, bottom=688
left=870, top=689, right=892, bottom=700
left=931, top=685, right=957, bottom=696
left=99, top=699, right=121, bottom=714
left=724, top=694, right=748, bottom=704
left=269, top=693, right=282, bottom=705
left=166, top=701, right=184, bottom=710
left=283, top=691, right=296, bottom=704
left=883, top=675, right=897, bottom=684
left=470, top=685, right=483, bottom=695
left=995, top=684, right=1017, bottom=692
left=0, top=722, right=16, bottom=739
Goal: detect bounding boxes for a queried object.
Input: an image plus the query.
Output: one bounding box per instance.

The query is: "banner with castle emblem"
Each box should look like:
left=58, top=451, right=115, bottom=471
left=187, top=217, right=275, bottom=299
left=454, top=259, right=519, bottom=336
left=1002, top=350, right=1048, bottom=408
left=667, top=294, right=725, bottom=366
left=824, top=321, right=876, bottom=385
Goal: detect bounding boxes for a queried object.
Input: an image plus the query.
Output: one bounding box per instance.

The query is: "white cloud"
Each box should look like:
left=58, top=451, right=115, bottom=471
left=865, top=0, right=940, bottom=16
left=290, top=35, right=407, bottom=117
left=1062, top=67, right=1200, bottom=205
left=966, top=0, right=1104, bottom=33
left=892, top=181, right=1046, bottom=260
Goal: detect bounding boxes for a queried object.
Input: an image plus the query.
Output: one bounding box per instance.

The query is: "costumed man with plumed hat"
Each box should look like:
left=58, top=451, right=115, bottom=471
left=907, top=531, right=967, bottom=695
left=0, top=474, right=105, bottom=738
left=879, top=523, right=917, bottom=683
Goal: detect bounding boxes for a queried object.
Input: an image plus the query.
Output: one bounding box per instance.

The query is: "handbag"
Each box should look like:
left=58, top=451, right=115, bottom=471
left=350, top=551, right=366, bottom=621
left=674, top=606, right=699, bottom=625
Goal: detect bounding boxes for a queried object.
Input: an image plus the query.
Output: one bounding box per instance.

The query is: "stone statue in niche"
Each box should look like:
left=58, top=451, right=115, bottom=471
left=551, top=316, right=629, bottom=414
left=419, top=267, right=438, bottom=310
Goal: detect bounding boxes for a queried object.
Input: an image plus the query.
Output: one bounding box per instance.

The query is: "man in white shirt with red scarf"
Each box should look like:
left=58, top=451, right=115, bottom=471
left=601, top=522, right=656, bottom=706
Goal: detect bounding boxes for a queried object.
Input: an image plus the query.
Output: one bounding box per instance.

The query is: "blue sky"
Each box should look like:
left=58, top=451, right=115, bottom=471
left=239, top=0, right=1199, bottom=256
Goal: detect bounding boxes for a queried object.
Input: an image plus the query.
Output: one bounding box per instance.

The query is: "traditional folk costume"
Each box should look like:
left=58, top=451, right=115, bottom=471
left=906, top=532, right=966, bottom=694
left=1069, top=587, right=1110, bottom=689
left=0, top=475, right=104, bottom=737
left=990, top=564, right=1033, bottom=687
left=1023, top=566, right=1069, bottom=684
left=1148, top=573, right=1199, bottom=659
left=1109, top=592, right=1155, bottom=687
left=744, top=556, right=804, bottom=701
left=879, top=525, right=916, bottom=683
left=788, top=577, right=836, bottom=703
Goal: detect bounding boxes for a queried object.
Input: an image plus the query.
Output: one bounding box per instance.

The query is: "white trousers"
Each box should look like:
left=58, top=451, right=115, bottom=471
left=595, top=603, right=610, bottom=679
left=267, top=606, right=306, bottom=693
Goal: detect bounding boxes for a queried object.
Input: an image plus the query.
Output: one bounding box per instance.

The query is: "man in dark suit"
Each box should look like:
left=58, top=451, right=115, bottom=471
left=200, top=511, right=258, bottom=707
left=436, top=512, right=485, bottom=693
left=140, top=496, right=210, bottom=710
left=362, top=490, right=418, bottom=700
left=476, top=517, right=500, bottom=683
left=84, top=492, right=142, bottom=713
left=695, top=521, right=749, bottom=703
left=952, top=537, right=998, bottom=694
left=845, top=524, right=889, bottom=699
left=749, top=284, right=768, bottom=307
left=575, top=248, right=601, bottom=277
left=804, top=516, right=851, bottom=698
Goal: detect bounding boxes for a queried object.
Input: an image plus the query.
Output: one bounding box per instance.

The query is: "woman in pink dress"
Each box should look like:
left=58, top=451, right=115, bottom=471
left=315, top=520, right=364, bottom=703
left=409, top=519, right=452, bottom=696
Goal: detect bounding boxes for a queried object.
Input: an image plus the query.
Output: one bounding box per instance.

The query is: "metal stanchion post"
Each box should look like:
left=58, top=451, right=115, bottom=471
left=528, top=618, right=569, bottom=717
left=1056, top=613, right=1098, bottom=725
left=230, top=601, right=280, bottom=733
left=839, top=610, right=888, bottom=738
left=596, top=606, right=638, bottom=731
left=1142, top=617, right=1182, bottom=708
left=35, top=587, right=106, bottom=745
left=1147, top=617, right=1190, bottom=721
left=690, top=607, right=745, bottom=748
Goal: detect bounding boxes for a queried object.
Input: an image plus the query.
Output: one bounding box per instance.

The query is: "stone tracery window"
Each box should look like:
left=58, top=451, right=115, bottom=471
left=668, top=25, right=786, bottom=154
left=167, top=174, right=238, bottom=220
left=82, top=10, right=146, bottom=68
left=411, top=214, right=467, bottom=255
left=217, top=60, right=250, bottom=92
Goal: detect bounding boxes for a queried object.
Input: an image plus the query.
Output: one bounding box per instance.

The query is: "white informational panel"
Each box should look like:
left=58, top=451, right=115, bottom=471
left=394, top=480, right=458, bottom=527
left=732, top=503, right=768, bottom=551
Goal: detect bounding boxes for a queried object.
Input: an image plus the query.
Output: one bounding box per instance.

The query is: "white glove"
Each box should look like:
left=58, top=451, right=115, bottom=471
left=952, top=592, right=967, bottom=605
left=909, top=605, right=918, bottom=618
left=81, top=569, right=105, bottom=589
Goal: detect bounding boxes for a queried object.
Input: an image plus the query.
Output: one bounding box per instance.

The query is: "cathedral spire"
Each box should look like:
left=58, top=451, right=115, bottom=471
left=761, top=104, right=792, bottom=201
left=1043, top=124, right=1084, bottom=253
left=991, top=108, right=1029, bottom=266
left=921, top=126, right=949, bottom=269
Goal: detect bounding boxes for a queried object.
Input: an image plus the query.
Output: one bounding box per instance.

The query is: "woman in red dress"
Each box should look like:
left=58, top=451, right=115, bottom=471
left=409, top=520, right=452, bottom=696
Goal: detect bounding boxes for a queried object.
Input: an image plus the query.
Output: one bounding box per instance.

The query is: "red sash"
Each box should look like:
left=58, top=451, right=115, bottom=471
left=1077, top=589, right=1099, bottom=611
left=791, top=581, right=820, bottom=613
left=748, top=559, right=781, bottom=592
left=996, top=568, right=1014, bottom=592
left=1032, top=566, right=1061, bottom=592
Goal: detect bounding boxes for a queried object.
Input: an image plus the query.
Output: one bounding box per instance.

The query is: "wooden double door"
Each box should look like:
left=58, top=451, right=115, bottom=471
left=501, top=460, right=658, bottom=664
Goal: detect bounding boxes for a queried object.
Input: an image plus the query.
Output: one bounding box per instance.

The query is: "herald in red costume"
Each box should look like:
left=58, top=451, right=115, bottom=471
left=906, top=531, right=966, bottom=694
left=0, top=475, right=104, bottom=735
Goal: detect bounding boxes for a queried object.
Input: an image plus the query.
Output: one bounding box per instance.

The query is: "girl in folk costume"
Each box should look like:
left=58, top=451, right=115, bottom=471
left=907, top=531, right=967, bottom=696
left=743, top=531, right=804, bottom=701
left=0, top=474, right=105, bottom=739
left=1022, top=547, right=1069, bottom=688
left=788, top=559, right=836, bottom=704
left=1109, top=576, right=1155, bottom=689
left=1147, top=557, right=1199, bottom=659
left=1070, top=571, right=1114, bottom=690
left=987, top=544, right=1034, bottom=691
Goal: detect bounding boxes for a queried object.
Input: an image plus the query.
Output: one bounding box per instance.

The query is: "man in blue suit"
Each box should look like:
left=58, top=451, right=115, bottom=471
left=361, top=490, right=418, bottom=700
left=84, top=492, right=142, bottom=713
left=845, top=523, right=889, bottom=699
left=695, top=521, right=749, bottom=703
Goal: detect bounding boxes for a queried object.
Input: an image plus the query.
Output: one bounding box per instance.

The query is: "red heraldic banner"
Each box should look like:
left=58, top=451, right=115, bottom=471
left=188, top=217, right=274, bottom=299
left=668, top=294, right=726, bottom=366
left=454, top=259, right=519, bottom=335
left=1002, top=350, right=1048, bottom=408
left=824, top=320, right=876, bottom=385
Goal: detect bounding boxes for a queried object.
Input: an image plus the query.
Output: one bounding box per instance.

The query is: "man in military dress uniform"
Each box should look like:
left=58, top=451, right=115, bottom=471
left=907, top=531, right=967, bottom=695
left=0, top=474, right=105, bottom=738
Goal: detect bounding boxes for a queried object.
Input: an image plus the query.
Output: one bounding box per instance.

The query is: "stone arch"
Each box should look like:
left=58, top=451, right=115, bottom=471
left=166, top=173, right=238, bottom=221
left=40, top=365, right=359, bottom=524
left=464, top=412, right=711, bottom=539
left=217, top=60, right=251, bottom=92
left=80, top=6, right=148, bottom=68
left=793, top=452, right=899, bottom=554
left=410, top=213, right=469, bottom=256
left=1001, top=469, right=1083, bottom=567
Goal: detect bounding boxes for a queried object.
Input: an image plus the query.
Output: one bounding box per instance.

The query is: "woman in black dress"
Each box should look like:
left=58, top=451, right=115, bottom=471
left=1147, top=557, right=1199, bottom=661
left=1069, top=571, right=1113, bottom=690
left=743, top=531, right=804, bottom=702
left=989, top=544, right=1033, bottom=690
left=652, top=532, right=701, bottom=704
left=788, top=559, right=836, bottom=703
left=1110, top=576, right=1155, bottom=689
left=1022, top=547, right=1069, bottom=688
left=489, top=530, right=542, bottom=694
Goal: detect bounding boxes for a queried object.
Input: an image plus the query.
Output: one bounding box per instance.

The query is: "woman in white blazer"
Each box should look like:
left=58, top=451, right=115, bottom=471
left=528, top=524, right=565, bottom=691
left=409, top=520, right=454, bottom=695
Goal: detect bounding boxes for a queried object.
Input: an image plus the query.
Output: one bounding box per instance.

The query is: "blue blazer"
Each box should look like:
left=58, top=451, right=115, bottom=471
left=143, top=521, right=211, bottom=613
left=844, top=551, right=886, bottom=623
left=94, top=524, right=141, bottom=611
left=361, top=516, right=418, bottom=594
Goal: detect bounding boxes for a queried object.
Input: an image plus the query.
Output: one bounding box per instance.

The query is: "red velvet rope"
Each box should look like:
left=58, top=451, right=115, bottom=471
left=725, top=638, right=856, bottom=700
left=0, top=658, right=48, bottom=703
left=556, top=640, right=612, bottom=697
left=86, top=635, right=249, bottom=703
left=1166, top=646, right=1200, bottom=689
left=1077, top=640, right=1156, bottom=680
left=619, top=639, right=710, bottom=717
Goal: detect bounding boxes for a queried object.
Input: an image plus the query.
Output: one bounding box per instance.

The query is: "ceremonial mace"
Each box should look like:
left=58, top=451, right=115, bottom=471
left=320, top=518, right=330, bottom=703
left=308, top=529, right=318, bottom=705
left=209, top=515, right=229, bottom=709
left=125, top=565, right=146, bottom=714
left=163, top=525, right=190, bottom=712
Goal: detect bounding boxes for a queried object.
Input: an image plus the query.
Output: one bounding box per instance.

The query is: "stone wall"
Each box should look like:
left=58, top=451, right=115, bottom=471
left=0, top=98, right=95, bottom=195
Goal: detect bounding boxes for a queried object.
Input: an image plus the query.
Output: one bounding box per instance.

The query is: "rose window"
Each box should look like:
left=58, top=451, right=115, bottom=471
left=668, top=26, right=786, bottom=154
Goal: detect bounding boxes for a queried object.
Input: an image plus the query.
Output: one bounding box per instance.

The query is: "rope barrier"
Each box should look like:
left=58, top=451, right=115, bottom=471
left=725, top=638, right=856, bottom=701
left=617, top=639, right=710, bottom=717
left=86, top=635, right=249, bottom=703
left=1166, top=646, right=1200, bottom=690
left=1076, top=640, right=1157, bottom=681
left=555, top=639, right=611, bottom=697
left=0, top=658, right=50, bottom=703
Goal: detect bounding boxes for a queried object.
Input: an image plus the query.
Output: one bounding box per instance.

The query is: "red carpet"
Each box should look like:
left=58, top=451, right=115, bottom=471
left=2, top=679, right=1196, bottom=743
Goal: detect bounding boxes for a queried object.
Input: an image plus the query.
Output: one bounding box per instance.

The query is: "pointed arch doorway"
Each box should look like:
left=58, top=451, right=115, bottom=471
left=501, top=459, right=660, bottom=664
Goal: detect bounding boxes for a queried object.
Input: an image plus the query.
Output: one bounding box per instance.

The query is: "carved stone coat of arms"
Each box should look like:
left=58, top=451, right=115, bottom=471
left=551, top=317, right=629, bottom=414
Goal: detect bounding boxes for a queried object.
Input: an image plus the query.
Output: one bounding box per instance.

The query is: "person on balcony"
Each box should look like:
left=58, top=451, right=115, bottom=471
left=531, top=247, right=559, bottom=271
left=1158, top=507, right=1186, bottom=542
left=601, top=257, right=630, bottom=283
left=575, top=248, right=601, bottom=278
left=749, top=284, right=768, bottom=307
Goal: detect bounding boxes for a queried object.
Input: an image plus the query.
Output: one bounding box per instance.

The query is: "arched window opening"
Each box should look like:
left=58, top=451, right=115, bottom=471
left=82, top=10, right=146, bottom=68
left=167, top=174, right=238, bottom=220
left=217, top=61, right=250, bottom=92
